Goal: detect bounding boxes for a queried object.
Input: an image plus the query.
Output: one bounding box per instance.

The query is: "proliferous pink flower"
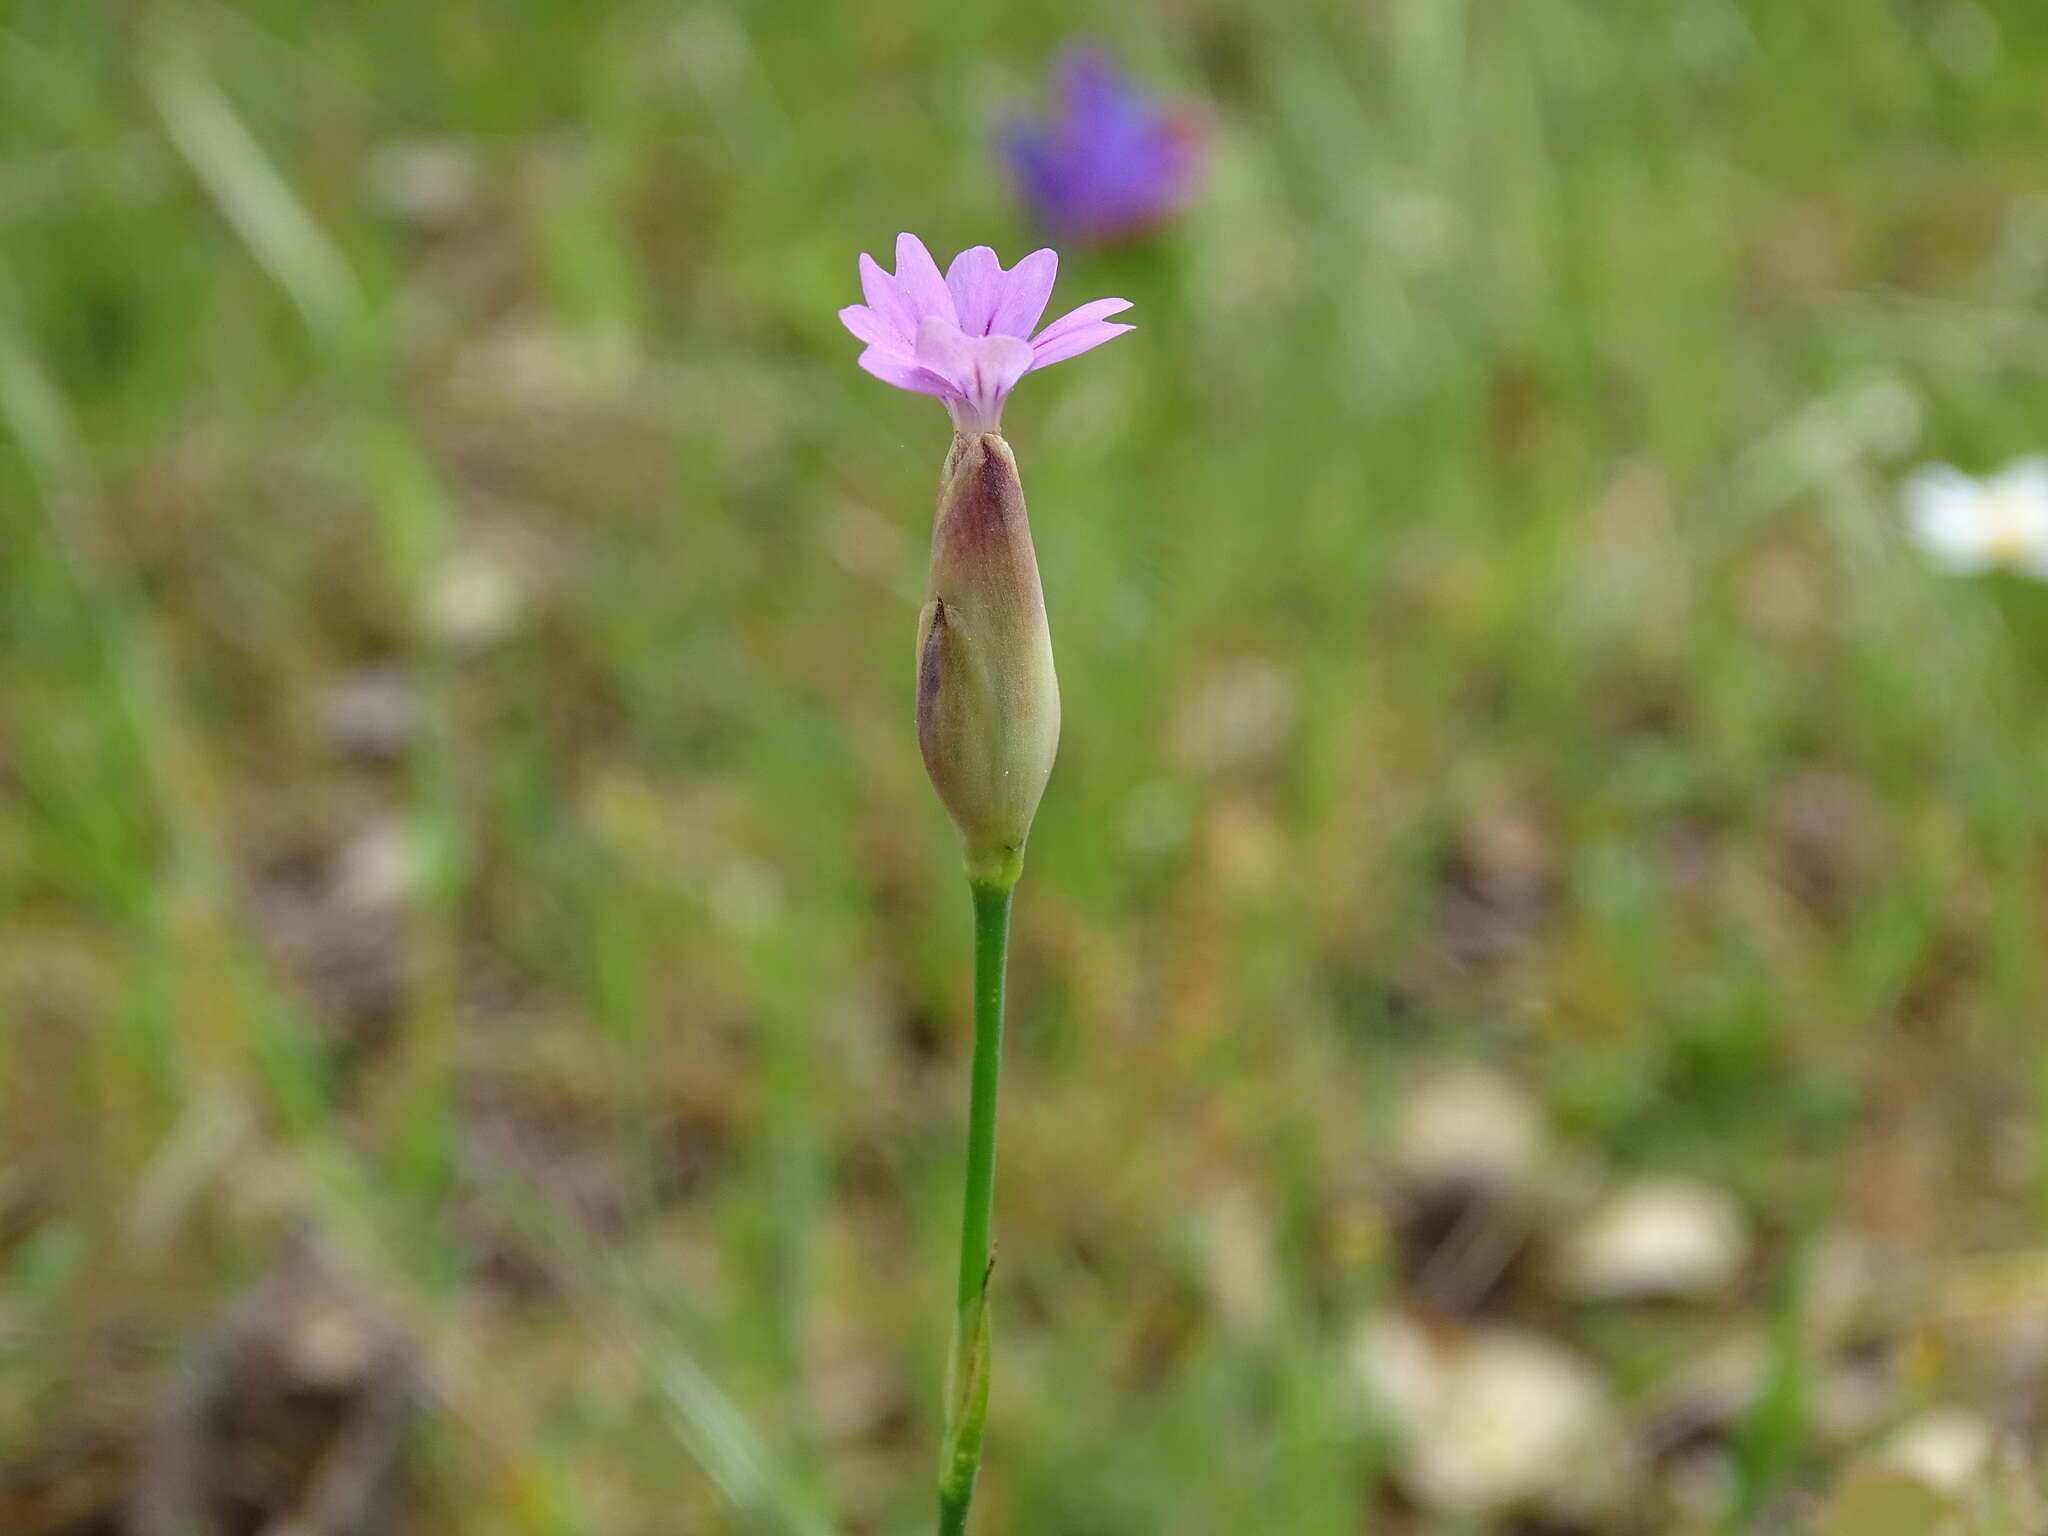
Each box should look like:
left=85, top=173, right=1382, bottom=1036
left=840, top=233, right=1133, bottom=433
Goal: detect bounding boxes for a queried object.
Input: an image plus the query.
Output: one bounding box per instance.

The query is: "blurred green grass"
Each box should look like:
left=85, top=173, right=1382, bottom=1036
left=5, top=0, right=2048, bottom=1531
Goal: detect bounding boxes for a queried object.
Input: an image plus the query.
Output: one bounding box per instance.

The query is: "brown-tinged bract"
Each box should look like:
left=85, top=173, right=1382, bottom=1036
left=916, top=432, right=1060, bottom=889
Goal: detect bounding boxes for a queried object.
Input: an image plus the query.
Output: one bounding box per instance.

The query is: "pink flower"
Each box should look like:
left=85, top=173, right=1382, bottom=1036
left=840, top=233, right=1133, bottom=433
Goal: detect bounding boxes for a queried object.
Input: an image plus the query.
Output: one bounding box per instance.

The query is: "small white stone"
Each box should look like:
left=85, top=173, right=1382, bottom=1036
left=1885, top=1407, right=1996, bottom=1494
left=330, top=819, right=419, bottom=915
left=288, top=1293, right=380, bottom=1389
left=1393, top=1067, right=1547, bottom=1195
left=1560, top=1176, right=1750, bottom=1301
left=425, top=546, right=529, bottom=650
left=1352, top=1310, right=1627, bottom=1517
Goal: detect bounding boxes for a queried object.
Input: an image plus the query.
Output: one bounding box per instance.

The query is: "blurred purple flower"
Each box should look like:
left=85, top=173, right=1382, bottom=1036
left=840, top=233, right=1133, bottom=432
left=1003, top=47, right=1202, bottom=244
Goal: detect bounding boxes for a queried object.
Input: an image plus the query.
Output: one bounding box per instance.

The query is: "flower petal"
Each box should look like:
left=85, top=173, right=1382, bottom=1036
left=917, top=317, right=1034, bottom=432
left=1005, top=45, right=1202, bottom=242
left=1030, top=296, right=1134, bottom=349
left=858, top=254, right=919, bottom=345
left=1902, top=467, right=1993, bottom=570
left=1996, top=455, right=2048, bottom=508
left=1901, top=464, right=1974, bottom=514
left=1060, top=46, right=1133, bottom=137
left=857, top=344, right=957, bottom=398
left=894, top=232, right=956, bottom=325
left=1028, top=318, right=1134, bottom=369
left=990, top=248, right=1058, bottom=339
left=946, top=246, right=1005, bottom=336
left=839, top=304, right=898, bottom=350
left=1002, top=125, right=1063, bottom=222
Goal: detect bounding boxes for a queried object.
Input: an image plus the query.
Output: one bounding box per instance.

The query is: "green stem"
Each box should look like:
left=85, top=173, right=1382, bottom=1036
left=956, top=881, right=1011, bottom=1309
left=939, top=879, right=1012, bottom=1535
left=938, top=1461, right=974, bottom=1536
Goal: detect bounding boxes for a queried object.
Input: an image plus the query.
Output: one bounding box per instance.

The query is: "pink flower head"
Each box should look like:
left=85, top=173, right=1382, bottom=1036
left=839, top=233, right=1133, bottom=433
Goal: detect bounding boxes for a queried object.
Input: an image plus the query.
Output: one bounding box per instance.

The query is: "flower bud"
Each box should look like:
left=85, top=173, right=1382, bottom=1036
left=916, top=432, right=1061, bottom=889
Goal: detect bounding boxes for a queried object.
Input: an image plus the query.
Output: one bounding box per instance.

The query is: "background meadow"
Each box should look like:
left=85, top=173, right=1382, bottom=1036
left=6, top=1, right=2048, bottom=1531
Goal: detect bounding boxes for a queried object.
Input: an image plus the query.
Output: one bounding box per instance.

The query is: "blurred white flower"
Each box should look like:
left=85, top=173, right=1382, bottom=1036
left=1393, top=1066, right=1548, bottom=1197
left=425, top=545, right=531, bottom=649
left=1352, top=1311, right=1630, bottom=1518
left=1902, top=458, right=2048, bottom=577
left=1559, top=1176, right=1751, bottom=1302
left=330, top=818, right=421, bottom=915
left=1884, top=1407, right=1995, bottom=1493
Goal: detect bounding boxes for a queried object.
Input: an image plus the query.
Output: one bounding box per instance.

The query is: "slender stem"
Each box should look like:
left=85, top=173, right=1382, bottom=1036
left=939, top=1465, right=973, bottom=1536
left=956, top=880, right=1011, bottom=1310
left=939, top=878, right=1012, bottom=1536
